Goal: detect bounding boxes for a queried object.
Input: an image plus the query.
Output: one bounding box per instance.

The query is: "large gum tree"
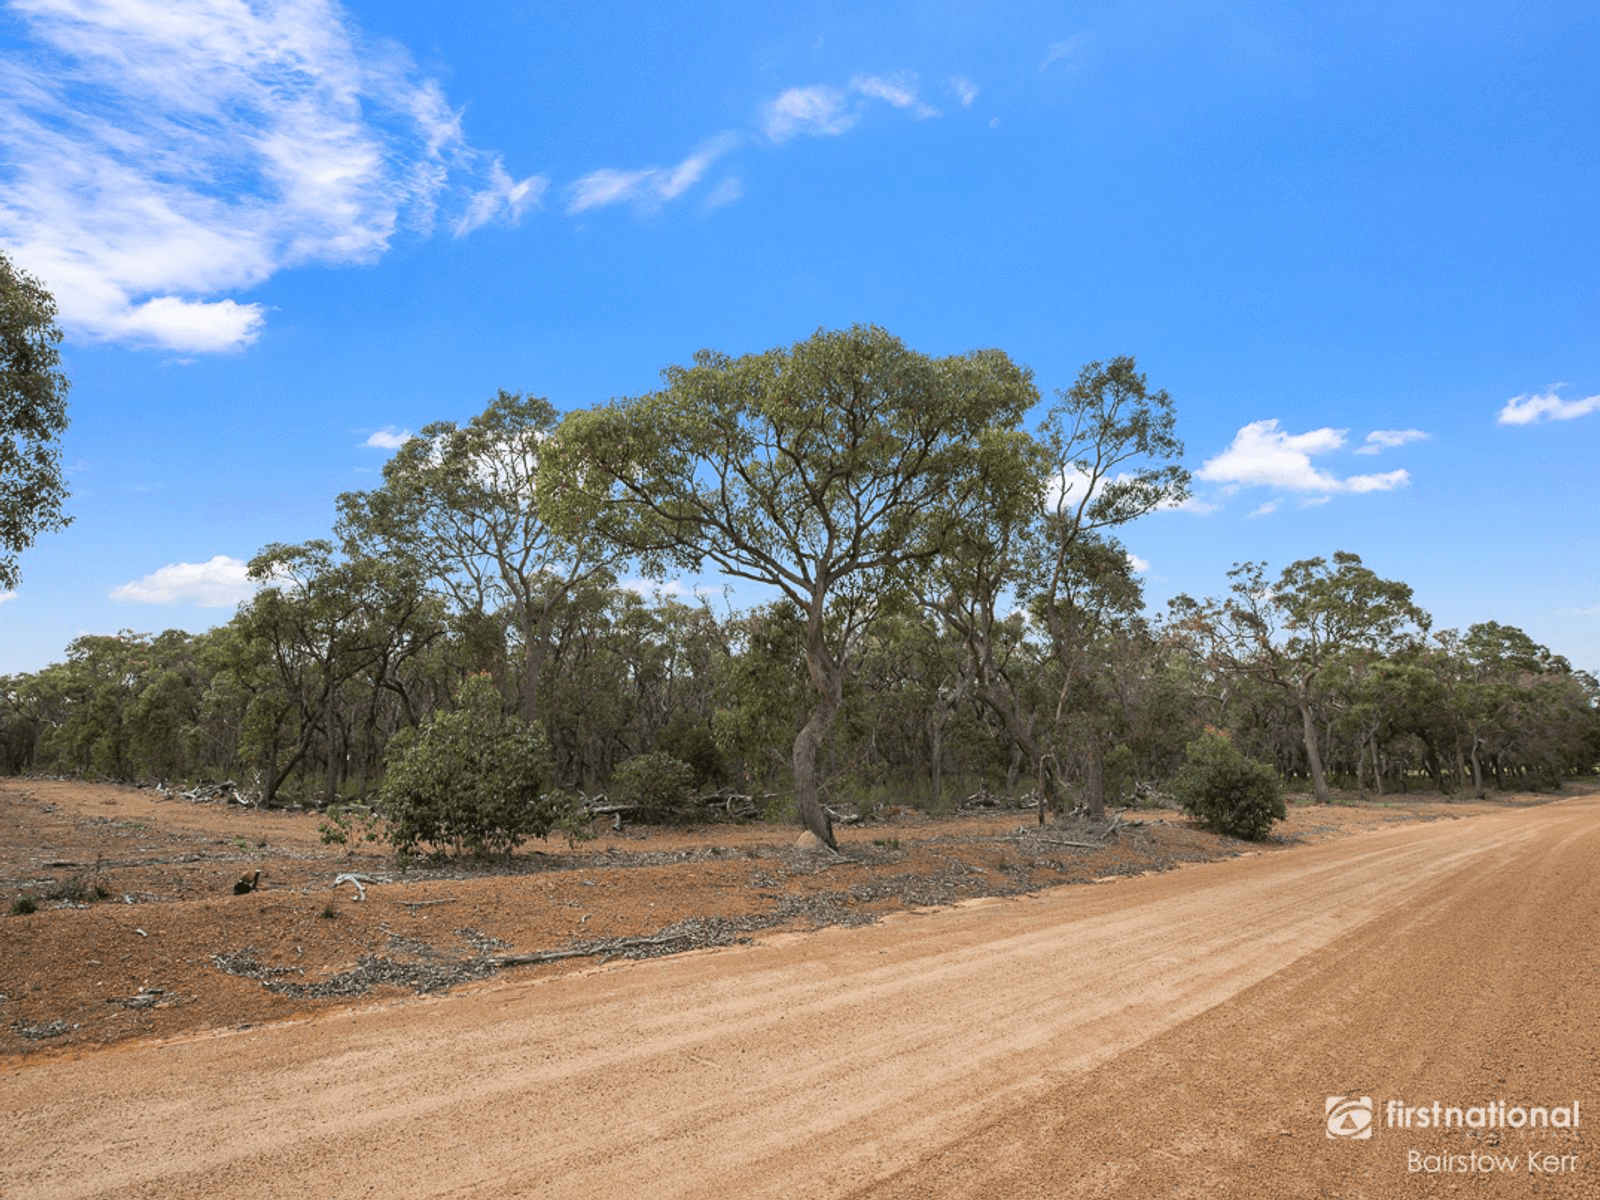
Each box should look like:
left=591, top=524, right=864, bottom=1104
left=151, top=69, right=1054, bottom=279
left=0, top=250, right=71, bottom=590
left=548, top=325, right=1037, bottom=849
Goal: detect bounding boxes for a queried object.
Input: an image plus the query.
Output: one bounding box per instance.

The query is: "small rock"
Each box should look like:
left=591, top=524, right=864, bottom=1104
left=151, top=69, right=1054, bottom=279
left=795, top=831, right=828, bottom=851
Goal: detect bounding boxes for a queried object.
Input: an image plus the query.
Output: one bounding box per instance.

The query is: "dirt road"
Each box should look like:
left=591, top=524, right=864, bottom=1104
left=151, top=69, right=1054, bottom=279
left=5, top=792, right=1595, bottom=1198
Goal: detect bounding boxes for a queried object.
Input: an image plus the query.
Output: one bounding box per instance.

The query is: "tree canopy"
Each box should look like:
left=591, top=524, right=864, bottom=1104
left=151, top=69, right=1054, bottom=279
left=0, top=250, right=71, bottom=590
left=549, top=324, right=1039, bottom=846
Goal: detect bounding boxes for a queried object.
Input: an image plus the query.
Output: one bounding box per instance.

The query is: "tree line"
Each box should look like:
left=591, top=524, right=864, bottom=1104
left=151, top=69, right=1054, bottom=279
left=2, top=328, right=1595, bottom=843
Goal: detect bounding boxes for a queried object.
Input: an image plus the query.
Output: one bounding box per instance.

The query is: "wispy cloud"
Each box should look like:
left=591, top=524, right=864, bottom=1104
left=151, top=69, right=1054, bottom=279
left=702, top=176, right=744, bottom=211
left=1497, top=387, right=1600, bottom=426
left=762, top=73, right=938, bottom=143
left=111, top=555, right=259, bottom=607
left=763, top=84, right=856, bottom=141
left=1041, top=33, right=1092, bottom=72
left=1127, top=552, right=1151, bottom=573
left=950, top=76, right=979, bottom=107
left=363, top=427, right=412, bottom=449
left=852, top=73, right=938, bottom=119
left=1355, top=428, right=1431, bottom=454
left=567, top=134, right=739, bottom=215
left=0, top=0, right=542, bottom=353
left=1198, top=420, right=1410, bottom=497
left=0, top=590, right=16, bottom=605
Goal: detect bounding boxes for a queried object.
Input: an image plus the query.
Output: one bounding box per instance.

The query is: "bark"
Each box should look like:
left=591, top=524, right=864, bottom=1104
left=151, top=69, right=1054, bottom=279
left=793, top=610, right=844, bottom=850
left=1084, top=744, right=1105, bottom=820
left=1297, top=688, right=1332, bottom=804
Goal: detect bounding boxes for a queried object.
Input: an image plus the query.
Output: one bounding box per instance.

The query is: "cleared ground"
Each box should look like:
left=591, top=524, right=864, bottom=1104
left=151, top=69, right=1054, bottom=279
left=2, top=779, right=1595, bottom=1197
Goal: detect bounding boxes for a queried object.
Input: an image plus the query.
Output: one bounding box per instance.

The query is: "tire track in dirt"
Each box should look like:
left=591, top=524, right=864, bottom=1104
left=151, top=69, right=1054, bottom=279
left=3, top=794, right=1595, bottom=1199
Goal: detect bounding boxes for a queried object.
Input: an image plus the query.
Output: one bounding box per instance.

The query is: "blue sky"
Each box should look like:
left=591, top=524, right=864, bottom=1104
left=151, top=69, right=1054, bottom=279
left=1, top=0, right=1597, bottom=676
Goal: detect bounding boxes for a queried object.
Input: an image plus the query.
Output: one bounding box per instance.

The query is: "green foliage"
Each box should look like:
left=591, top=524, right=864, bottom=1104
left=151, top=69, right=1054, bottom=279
left=10, top=893, right=38, bottom=915
left=0, top=250, right=72, bottom=590
left=1171, top=730, right=1286, bottom=841
left=378, top=674, right=567, bottom=857
left=610, top=751, right=698, bottom=822
left=656, top=718, right=724, bottom=789
left=319, top=803, right=381, bottom=851
left=1102, top=743, right=1137, bottom=804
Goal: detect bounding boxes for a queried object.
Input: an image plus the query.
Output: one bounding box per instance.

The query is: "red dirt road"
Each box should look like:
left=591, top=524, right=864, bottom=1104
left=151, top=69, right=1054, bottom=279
left=5, top=792, right=1596, bottom=1198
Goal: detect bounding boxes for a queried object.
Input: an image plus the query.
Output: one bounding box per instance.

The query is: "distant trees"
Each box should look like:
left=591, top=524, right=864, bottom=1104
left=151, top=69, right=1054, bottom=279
left=0, top=325, right=1593, bottom=840
left=1170, top=552, right=1429, bottom=804
left=337, top=391, right=620, bottom=725
left=0, top=250, right=72, bottom=590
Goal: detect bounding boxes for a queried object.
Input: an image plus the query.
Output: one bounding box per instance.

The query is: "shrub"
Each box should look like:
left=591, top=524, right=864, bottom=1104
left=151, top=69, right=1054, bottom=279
left=610, top=752, right=698, bottom=822
left=378, top=675, right=571, bottom=858
left=10, top=894, right=38, bottom=916
left=1171, top=729, right=1285, bottom=841
left=319, top=803, right=382, bottom=852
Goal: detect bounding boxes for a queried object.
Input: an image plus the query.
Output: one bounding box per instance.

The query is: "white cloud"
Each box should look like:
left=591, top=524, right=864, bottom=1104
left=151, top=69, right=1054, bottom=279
left=762, top=73, right=939, bottom=143
left=1127, top=552, right=1150, bottom=574
left=0, top=0, right=540, bottom=352
left=1198, top=420, right=1411, bottom=497
left=1497, top=388, right=1600, bottom=426
left=1250, top=500, right=1279, bottom=517
left=1355, top=428, right=1431, bottom=454
left=454, top=157, right=547, bottom=238
left=364, top=427, right=412, bottom=449
left=567, top=134, right=739, bottom=214
left=0, top=590, right=16, bottom=605
left=763, top=85, right=855, bottom=142
left=1041, top=33, right=1092, bottom=72
left=619, top=577, right=709, bottom=601
left=111, top=555, right=259, bottom=608
left=702, top=175, right=743, bottom=211
left=950, top=76, right=979, bottom=107
left=1165, top=494, right=1219, bottom=515
left=852, top=73, right=938, bottom=119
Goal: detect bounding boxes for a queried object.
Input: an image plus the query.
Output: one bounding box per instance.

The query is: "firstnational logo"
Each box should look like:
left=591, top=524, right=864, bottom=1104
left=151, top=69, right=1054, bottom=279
left=1324, top=1095, right=1581, bottom=1139
left=1327, top=1096, right=1374, bottom=1139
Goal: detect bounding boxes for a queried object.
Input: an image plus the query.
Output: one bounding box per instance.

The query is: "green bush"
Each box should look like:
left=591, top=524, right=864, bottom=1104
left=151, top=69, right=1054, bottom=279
left=1171, top=730, right=1285, bottom=841
left=610, top=751, right=698, bottom=822
left=378, top=675, right=570, bottom=858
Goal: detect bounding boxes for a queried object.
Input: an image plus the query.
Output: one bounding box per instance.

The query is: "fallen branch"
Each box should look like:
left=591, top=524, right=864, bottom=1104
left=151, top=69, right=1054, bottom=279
left=488, top=930, right=706, bottom=969
left=1031, top=837, right=1108, bottom=850
left=333, top=872, right=382, bottom=901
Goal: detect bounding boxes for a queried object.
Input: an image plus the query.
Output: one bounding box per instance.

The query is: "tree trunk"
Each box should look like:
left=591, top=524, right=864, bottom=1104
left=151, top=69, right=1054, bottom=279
left=792, top=697, right=840, bottom=849
left=1005, top=743, right=1023, bottom=801
left=1084, top=743, right=1105, bottom=820
left=1298, top=690, right=1332, bottom=804
left=793, top=612, right=845, bottom=850
left=1469, top=736, right=1485, bottom=799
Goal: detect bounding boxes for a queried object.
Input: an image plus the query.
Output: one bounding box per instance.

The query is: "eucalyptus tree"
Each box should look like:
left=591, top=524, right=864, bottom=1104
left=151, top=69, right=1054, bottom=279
left=548, top=325, right=1037, bottom=848
left=0, top=250, right=71, bottom=590
left=242, top=542, right=442, bottom=805
left=1451, top=622, right=1594, bottom=793
left=337, top=391, right=621, bottom=725
left=1170, top=552, right=1429, bottom=804
left=935, top=356, right=1188, bottom=820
